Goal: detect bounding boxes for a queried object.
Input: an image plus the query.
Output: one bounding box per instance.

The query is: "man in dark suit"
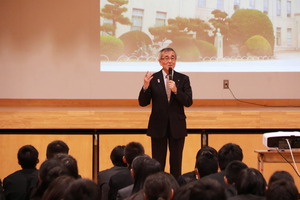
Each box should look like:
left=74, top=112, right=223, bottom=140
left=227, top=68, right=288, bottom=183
left=138, top=47, right=193, bottom=179
left=98, top=145, right=127, bottom=200
left=3, top=145, right=39, bottom=200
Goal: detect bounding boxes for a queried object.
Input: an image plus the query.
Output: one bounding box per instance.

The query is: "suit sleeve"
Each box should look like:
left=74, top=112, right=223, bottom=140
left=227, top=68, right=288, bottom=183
left=175, top=75, right=193, bottom=107
left=138, top=86, right=151, bottom=107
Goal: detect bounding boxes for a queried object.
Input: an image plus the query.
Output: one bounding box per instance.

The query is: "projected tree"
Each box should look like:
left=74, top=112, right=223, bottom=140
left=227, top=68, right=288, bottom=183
left=100, top=0, right=131, bottom=36
left=149, top=17, right=211, bottom=43
left=229, top=9, right=274, bottom=54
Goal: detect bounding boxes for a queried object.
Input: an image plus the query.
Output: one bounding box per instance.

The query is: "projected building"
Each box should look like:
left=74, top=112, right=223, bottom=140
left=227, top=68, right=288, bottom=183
left=100, top=0, right=300, bottom=51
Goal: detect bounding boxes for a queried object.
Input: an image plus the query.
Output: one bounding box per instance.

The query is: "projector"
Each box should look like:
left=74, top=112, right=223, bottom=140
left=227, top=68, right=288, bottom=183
left=263, top=131, right=300, bottom=149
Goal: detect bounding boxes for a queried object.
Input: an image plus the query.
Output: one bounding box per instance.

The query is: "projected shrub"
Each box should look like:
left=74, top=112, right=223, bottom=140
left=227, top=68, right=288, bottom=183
left=119, top=30, right=152, bottom=56
left=229, top=9, right=274, bottom=55
left=100, top=35, right=124, bottom=61
left=244, top=35, right=272, bottom=56
left=195, top=40, right=217, bottom=58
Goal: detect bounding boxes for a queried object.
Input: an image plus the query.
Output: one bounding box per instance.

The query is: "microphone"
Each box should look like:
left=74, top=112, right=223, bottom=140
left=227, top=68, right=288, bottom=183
left=168, top=68, right=173, bottom=80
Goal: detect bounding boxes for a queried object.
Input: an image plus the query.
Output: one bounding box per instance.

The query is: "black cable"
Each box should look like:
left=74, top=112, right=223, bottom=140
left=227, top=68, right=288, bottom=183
left=228, top=87, right=300, bottom=108
left=276, top=149, right=300, bottom=177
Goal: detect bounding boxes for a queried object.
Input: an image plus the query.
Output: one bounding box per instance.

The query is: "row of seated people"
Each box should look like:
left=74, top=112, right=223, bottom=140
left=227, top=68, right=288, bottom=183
left=98, top=142, right=299, bottom=200
left=0, top=140, right=299, bottom=200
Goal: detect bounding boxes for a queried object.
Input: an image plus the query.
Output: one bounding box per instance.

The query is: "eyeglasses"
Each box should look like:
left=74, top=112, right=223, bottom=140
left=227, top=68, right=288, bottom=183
left=160, top=57, right=176, bottom=62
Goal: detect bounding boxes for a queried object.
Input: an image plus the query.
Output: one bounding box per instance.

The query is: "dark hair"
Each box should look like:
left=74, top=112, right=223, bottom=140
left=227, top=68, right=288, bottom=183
left=266, top=179, right=299, bottom=200
left=268, top=170, right=295, bottom=186
left=31, top=159, right=71, bottom=199
left=110, top=145, right=126, bottom=167
left=46, top=140, right=69, bottom=159
left=54, top=153, right=79, bottom=179
left=17, top=145, right=39, bottom=169
left=189, top=178, right=226, bottom=200
left=124, top=142, right=145, bottom=166
left=144, top=172, right=173, bottom=200
left=63, top=178, right=99, bottom=200
left=236, top=168, right=266, bottom=196
left=218, top=143, right=243, bottom=171
left=225, top=160, right=248, bottom=185
left=195, top=151, right=218, bottom=178
left=196, top=146, right=218, bottom=159
left=131, top=155, right=162, bottom=194
left=42, top=175, right=76, bottom=200
left=162, top=172, right=179, bottom=191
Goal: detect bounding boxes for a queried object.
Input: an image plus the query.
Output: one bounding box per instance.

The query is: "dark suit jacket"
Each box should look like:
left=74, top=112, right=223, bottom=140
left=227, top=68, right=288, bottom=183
left=3, top=169, right=39, bottom=200
left=116, top=184, right=133, bottom=200
left=108, top=168, right=133, bottom=200
left=201, top=171, right=227, bottom=188
left=177, top=171, right=197, bottom=186
left=98, top=166, right=128, bottom=200
left=138, top=70, right=193, bottom=139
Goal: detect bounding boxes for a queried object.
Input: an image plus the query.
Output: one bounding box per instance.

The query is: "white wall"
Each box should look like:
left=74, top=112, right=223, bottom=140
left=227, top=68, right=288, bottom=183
left=0, top=0, right=299, bottom=100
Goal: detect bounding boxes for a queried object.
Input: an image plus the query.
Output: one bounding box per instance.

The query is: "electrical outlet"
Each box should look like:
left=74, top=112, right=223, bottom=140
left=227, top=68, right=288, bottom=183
left=223, top=80, right=229, bottom=89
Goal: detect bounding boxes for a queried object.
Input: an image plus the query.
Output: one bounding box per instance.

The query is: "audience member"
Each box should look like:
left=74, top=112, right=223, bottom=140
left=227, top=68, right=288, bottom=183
left=267, top=170, right=295, bottom=186
left=30, top=158, right=71, bottom=200
left=266, top=179, right=298, bottom=200
left=228, top=168, right=266, bottom=200
left=162, top=172, right=180, bottom=192
left=98, top=145, right=127, bottom=200
left=46, top=140, right=69, bottom=159
left=63, top=178, right=99, bottom=200
left=54, top=153, right=80, bottom=179
left=143, top=172, right=174, bottom=200
left=117, top=155, right=161, bottom=200
left=190, top=178, right=226, bottom=200
left=177, top=146, right=217, bottom=186
left=173, top=178, right=226, bottom=200
left=41, top=175, right=76, bottom=200
left=3, top=145, right=39, bottom=200
left=224, top=160, right=248, bottom=198
left=202, top=143, right=243, bottom=188
left=108, top=142, right=145, bottom=200
left=194, top=150, right=218, bottom=179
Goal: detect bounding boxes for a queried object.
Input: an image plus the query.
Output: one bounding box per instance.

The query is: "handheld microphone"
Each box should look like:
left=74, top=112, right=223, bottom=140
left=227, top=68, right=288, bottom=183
left=168, top=68, right=173, bottom=80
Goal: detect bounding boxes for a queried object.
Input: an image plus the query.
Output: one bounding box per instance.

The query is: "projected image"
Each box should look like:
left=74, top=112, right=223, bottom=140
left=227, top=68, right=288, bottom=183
left=100, top=0, right=300, bottom=72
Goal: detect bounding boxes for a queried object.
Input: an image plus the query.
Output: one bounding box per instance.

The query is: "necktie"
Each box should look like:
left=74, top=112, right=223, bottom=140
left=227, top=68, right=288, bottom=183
left=166, top=75, right=171, bottom=102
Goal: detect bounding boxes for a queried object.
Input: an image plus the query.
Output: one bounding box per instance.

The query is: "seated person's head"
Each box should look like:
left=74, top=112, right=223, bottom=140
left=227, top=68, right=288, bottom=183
left=42, top=175, right=76, bottom=200
left=196, top=146, right=218, bottom=159
left=46, top=140, right=69, bottom=159
left=218, top=143, right=243, bottom=171
left=63, top=178, right=99, bottom=200
left=190, top=178, right=226, bottom=200
left=123, top=141, right=145, bottom=167
left=33, top=158, right=71, bottom=198
left=268, top=170, right=295, bottom=186
left=236, top=168, right=266, bottom=196
left=266, top=179, right=298, bottom=200
left=224, top=160, right=248, bottom=185
left=131, top=155, right=162, bottom=194
left=195, top=150, right=218, bottom=178
left=54, top=153, right=79, bottom=179
left=110, top=145, right=127, bottom=167
left=144, top=172, right=174, bottom=200
left=18, top=145, right=39, bottom=169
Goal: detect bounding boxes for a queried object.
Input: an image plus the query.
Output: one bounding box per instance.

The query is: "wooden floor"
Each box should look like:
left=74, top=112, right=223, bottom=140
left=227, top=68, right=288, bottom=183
left=1, top=99, right=300, bottom=187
